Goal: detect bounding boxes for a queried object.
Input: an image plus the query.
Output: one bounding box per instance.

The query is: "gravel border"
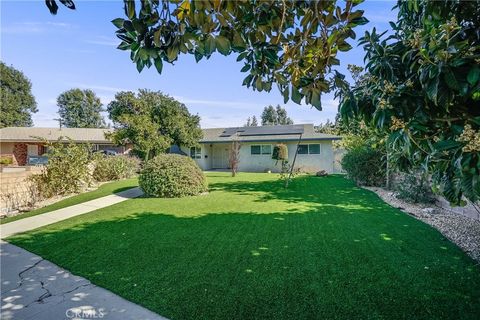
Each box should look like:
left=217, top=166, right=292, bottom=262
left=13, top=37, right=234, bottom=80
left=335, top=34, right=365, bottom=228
left=364, top=186, right=480, bottom=263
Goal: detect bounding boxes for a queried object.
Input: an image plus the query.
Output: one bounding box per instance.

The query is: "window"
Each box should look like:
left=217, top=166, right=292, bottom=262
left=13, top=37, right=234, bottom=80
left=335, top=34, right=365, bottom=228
left=190, top=147, right=201, bottom=159
left=309, top=144, right=320, bottom=154
left=251, top=145, right=261, bottom=155
left=251, top=145, right=272, bottom=155
left=298, top=144, right=309, bottom=154
left=261, top=145, right=272, bottom=155
left=298, top=144, right=320, bottom=155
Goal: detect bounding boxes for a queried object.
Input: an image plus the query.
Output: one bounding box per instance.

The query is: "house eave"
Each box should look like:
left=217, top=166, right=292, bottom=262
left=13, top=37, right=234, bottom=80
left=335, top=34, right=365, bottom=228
left=199, top=137, right=342, bottom=144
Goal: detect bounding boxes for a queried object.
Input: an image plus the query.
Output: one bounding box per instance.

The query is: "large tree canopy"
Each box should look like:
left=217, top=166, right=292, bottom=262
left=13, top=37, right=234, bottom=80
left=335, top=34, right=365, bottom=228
left=110, top=0, right=367, bottom=110
left=57, top=88, right=106, bottom=128
left=107, top=89, right=202, bottom=160
left=338, top=1, right=480, bottom=205
left=0, top=62, right=38, bottom=127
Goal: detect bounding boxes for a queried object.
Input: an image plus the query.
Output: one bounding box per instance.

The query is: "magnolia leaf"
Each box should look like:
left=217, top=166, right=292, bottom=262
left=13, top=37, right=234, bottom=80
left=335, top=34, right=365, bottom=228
left=467, top=67, right=480, bottom=86
left=216, top=36, right=231, bottom=55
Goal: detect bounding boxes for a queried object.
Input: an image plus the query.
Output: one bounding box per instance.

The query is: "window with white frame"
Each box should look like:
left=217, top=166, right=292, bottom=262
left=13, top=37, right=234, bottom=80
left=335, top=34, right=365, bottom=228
left=297, top=144, right=321, bottom=155
left=251, top=144, right=272, bottom=155
left=190, top=146, right=201, bottom=159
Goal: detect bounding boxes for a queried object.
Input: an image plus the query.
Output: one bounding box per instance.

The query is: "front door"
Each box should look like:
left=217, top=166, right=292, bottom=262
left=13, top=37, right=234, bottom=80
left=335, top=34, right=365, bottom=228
left=212, top=145, right=229, bottom=168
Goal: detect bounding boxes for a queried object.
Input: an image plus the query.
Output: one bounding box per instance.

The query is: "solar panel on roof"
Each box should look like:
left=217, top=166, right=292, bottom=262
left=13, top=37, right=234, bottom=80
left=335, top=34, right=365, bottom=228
left=220, top=125, right=304, bottom=137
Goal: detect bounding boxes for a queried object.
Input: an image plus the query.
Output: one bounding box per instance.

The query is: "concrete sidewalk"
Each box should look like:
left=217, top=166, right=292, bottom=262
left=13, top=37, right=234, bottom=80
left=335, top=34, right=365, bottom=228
left=0, top=187, right=143, bottom=239
left=0, top=241, right=166, bottom=320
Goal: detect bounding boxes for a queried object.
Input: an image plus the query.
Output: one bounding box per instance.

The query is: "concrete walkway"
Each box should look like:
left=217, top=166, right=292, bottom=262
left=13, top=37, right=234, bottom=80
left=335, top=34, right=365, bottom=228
left=0, top=187, right=143, bottom=239
left=1, top=241, right=165, bottom=320
left=1, top=187, right=166, bottom=319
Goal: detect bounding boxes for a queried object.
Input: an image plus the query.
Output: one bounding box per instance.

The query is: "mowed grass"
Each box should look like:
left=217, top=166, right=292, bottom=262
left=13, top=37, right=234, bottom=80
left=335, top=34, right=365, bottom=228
left=1, top=178, right=138, bottom=224
left=7, top=173, right=480, bottom=319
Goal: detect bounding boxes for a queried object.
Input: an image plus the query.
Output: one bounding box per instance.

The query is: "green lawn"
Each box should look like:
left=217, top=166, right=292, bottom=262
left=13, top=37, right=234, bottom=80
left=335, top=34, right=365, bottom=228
left=1, top=178, right=138, bottom=224
left=7, top=173, right=480, bottom=319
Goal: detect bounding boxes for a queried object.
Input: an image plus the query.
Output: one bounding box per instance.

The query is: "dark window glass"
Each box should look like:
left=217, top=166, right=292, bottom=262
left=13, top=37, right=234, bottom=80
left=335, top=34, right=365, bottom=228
left=251, top=145, right=261, bottom=155
left=261, top=145, right=272, bottom=155
left=309, top=144, right=320, bottom=154
left=298, top=144, right=308, bottom=154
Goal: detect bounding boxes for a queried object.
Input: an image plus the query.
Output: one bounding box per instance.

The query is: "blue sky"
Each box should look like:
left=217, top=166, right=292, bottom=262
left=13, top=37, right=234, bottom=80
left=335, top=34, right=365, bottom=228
left=1, top=0, right=397, bottom=128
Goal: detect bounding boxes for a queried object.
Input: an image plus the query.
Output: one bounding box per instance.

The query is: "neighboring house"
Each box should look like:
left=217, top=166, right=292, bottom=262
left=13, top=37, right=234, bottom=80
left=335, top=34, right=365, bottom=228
left=180, top=124, right=341, bottom=173
left=0, top=127, right=128, bottom=166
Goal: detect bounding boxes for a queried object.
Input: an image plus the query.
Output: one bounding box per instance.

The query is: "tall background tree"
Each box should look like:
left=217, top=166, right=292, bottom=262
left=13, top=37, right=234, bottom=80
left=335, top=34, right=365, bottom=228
left=0, top=62, right=37, bottom=127
left=244, top=115, right=259, bottom=127
left=107, top=89, right=203, bottom=160
left=57, top=88, right=106, bottom=128
left=261, top=105, right=293, bottom=125
left=338, top=1, right=480, bottom=205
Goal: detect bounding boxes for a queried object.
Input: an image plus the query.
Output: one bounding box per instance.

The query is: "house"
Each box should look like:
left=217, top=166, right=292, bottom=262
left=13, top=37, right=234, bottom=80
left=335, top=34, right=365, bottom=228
left=0, top=124, right=342, bottom=173
left=180, top=124, right=341, bottom=173
left=0, top=127, right=128, bottom=166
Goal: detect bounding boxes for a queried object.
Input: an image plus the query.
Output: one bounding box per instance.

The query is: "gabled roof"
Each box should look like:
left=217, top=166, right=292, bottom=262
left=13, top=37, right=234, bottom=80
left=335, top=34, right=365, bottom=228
left=0, top=127, right=113, bottom=143
left=200, top=124, right=341, bottom=143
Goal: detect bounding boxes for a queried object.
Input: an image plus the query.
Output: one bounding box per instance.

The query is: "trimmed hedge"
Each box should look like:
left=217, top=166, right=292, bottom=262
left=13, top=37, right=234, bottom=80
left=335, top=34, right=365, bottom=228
left=341, top=146, right=386, bottom=187
left=139, top=154, right=207, bottom=198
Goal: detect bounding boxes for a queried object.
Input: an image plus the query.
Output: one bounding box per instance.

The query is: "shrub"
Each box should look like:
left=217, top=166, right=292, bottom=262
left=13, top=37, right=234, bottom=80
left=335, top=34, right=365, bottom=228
left=0, top=156, right=13, bottom=165
left=139, top=154, right=207, bottom=198
left=395, top=173, right=436, bottom=204
left=93, top=154, right=140, bottom=182
left=32, top=139, right=92, bottom=198
left=341, top=146, right=386, bottom=186
left=272, top=144, right=288, bottom=161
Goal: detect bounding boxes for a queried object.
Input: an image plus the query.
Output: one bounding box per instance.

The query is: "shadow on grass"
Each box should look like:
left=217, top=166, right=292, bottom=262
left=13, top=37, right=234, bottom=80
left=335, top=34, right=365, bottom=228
left=8, top=204, right=480, bottom=320
left=208, top=175, right=389, bottom=212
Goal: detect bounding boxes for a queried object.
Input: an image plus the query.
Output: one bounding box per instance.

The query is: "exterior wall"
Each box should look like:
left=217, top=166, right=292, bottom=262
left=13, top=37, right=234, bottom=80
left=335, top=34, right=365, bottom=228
left=180, top=140, right=337, bottom=173
left=236, top=140, right=335, bottom=173
left=180, top=145, right=213, bottom=170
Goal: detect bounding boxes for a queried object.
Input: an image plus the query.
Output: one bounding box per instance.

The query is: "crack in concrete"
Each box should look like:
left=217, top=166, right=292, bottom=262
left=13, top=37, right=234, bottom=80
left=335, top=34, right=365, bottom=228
left=1, top=259, right=45, bottom=295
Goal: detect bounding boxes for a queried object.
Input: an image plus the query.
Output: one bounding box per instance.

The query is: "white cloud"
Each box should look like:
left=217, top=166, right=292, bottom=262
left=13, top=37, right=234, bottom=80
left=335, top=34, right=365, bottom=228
left=84, top=36, right=119, bottom=46
left=174, top=96, right=263, bottom=111
left=1, top=21, right=74, bottom=34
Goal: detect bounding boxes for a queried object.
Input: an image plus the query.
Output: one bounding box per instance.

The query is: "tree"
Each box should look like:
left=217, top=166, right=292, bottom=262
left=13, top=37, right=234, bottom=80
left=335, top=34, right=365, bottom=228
left=111, top=0, right=368, bottom=109
left=261, top=105, right=293, bottom=125
left=107, top=90, right=203, bottom=160
left=275, top=105, right=294, bottom=125
left=251, top=116, right=258, bottom=127
left=261, top=105, right=277, bottom=125
left=338, top=1, right=480, bottom=205
left=57, top=89, right=106, bottom=128
left=228, top=140, right=241, bottom=177
left=244, top=115, right=259, bottom=127
left=0, top=62, right=37, bottom=127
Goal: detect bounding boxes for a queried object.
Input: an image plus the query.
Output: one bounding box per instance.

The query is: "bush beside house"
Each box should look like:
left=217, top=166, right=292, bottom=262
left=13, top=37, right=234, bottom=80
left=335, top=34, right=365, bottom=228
left=93, top=154, right=140, bottom=182
left=139, top=154, right=207, bottom=198
left=341, top=146, right=386, bottom=187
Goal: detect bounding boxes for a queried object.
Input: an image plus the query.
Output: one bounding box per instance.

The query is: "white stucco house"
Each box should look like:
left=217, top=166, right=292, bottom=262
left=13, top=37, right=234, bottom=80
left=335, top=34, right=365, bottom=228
left=179, top=124, right=341, bottom=173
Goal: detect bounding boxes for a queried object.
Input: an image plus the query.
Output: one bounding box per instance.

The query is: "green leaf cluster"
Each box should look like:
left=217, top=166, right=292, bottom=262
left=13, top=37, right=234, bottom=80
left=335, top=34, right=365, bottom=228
left=0, top=61, right=38, bottom=128
left=139, top=153, right=207, bottom=198
left=106, top=89, right=203, bottom=160
left=57, top=88, right=106, bottom=128
left=338, top=0, right=480, bottom=205
left=112, top=0, right=368, bottom=109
